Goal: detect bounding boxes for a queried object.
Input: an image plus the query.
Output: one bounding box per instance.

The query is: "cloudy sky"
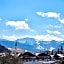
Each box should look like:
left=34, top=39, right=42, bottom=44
left=0, top=0, right=64, bottom=41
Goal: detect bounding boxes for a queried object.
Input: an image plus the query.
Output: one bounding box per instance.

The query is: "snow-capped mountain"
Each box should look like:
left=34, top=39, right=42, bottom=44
left=0, top=38, right=64, bottom=52
left=16, top=37, right=36, bottom=45
left=16, top=38, right=64, bottom=52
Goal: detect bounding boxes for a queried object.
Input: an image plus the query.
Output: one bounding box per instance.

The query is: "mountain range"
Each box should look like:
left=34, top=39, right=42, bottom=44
left=0, top=44, right=11, bottom=53
left=0, top=38, right=64, bottom=53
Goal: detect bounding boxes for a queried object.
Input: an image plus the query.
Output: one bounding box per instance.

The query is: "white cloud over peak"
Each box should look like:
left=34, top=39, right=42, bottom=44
left=53, top=30, right=61, bottom=35
left=2, top=35, right=17, bottom=41
left=2, top=34, right=63, bottom=41
left=36, top=11, right=60, bottom=18
left=35, top=34, right=63, bottom=41
left=2, top=35, right=34, bottom=41
left=47, top=30, right=52, bottom=33
left=47, top=30, right=61, bottom=35
left=6, top=21, right=30, bottom=30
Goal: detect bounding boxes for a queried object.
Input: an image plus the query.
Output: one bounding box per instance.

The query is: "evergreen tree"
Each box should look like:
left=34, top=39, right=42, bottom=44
left=51, top=50, right=53, bottom=55
left=60, top=46, right=63, bottom=50
left=57, top=48, right=60, bottom=54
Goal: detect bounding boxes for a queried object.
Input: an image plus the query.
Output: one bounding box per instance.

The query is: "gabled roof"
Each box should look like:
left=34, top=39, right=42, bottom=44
left=23, top=52, right=35, bottom=57
left=57, top=54, right=64, bottom=58
left=19, top=52, right=36, bottom=57
left=38, top=52, right=49, bottom=56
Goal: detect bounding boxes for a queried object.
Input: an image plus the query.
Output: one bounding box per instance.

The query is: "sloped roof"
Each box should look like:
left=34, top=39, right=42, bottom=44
left=57, top=54, right=64, bottom=58
left=38, top=52, right=49, bottom=56
left=19, top=52, right=36, bottom=57
left=23, top=52, right=35, bottom=57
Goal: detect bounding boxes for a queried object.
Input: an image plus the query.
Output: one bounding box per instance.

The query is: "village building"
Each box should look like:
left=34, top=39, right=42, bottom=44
left=19, top=52, right=37, bottom=62
left=37, top=52, right=51, bottom=61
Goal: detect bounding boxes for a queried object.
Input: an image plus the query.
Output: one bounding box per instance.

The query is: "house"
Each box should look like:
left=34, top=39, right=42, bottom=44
left=54, top=54, right=64, bottom=60
left=19, top=52, right=37, bottom=62
left=38, top=52, right=51, bottom=61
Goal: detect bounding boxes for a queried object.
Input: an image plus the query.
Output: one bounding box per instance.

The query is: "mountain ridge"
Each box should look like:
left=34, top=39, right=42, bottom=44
left=0, top=38, right=64, bottom=52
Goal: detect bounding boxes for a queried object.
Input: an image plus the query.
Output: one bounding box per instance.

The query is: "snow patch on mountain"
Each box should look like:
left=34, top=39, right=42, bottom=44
left=37, top=45, right=44, bottom=50
left=49, top=47, right=55, bottom=51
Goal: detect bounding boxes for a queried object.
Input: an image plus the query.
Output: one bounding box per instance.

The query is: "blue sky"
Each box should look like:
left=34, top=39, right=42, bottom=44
left=0, top=0, right=64, bottom=41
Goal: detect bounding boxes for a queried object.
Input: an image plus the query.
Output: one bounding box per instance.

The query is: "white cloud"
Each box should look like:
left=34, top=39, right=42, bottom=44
left=49, top=24, right=62, bottom=28
left=36, top=11, right=60, bottom=18
left=47, top=30, right=52, bottom=33
left=49, top=47, right=55, bottom=51
left=2, top=35, right=34, bottom=41
left=2, top=34, right=63, bottom=41
left=54, top=25, right=62, bottom=28
left=58, top=18, right=64, bottom=24
left=53, top=30, right=61, bottom=35
left=0, top=18, right=2, bottom=21
left=25, top=18, right=28, bottom=21
left=6, top=21, right=30, bottom=30
left=36, top=11, right=64, bottom=24
left=47, top=30, right=61, bottom=35
left=2, top=35, right=17, bottom=41
left=36, top=11, right=42, bottom=16
left=35, top=34, right=63, bottom=41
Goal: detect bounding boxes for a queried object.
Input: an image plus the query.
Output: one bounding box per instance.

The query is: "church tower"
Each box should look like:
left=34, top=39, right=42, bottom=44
left=14, top=41, right=18, bottom=58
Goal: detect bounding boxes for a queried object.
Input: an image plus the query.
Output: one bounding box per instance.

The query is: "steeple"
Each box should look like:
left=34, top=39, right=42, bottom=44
left=14, top=41, right=18, bottom=58
left=15, top=41, right=17, bottom=48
